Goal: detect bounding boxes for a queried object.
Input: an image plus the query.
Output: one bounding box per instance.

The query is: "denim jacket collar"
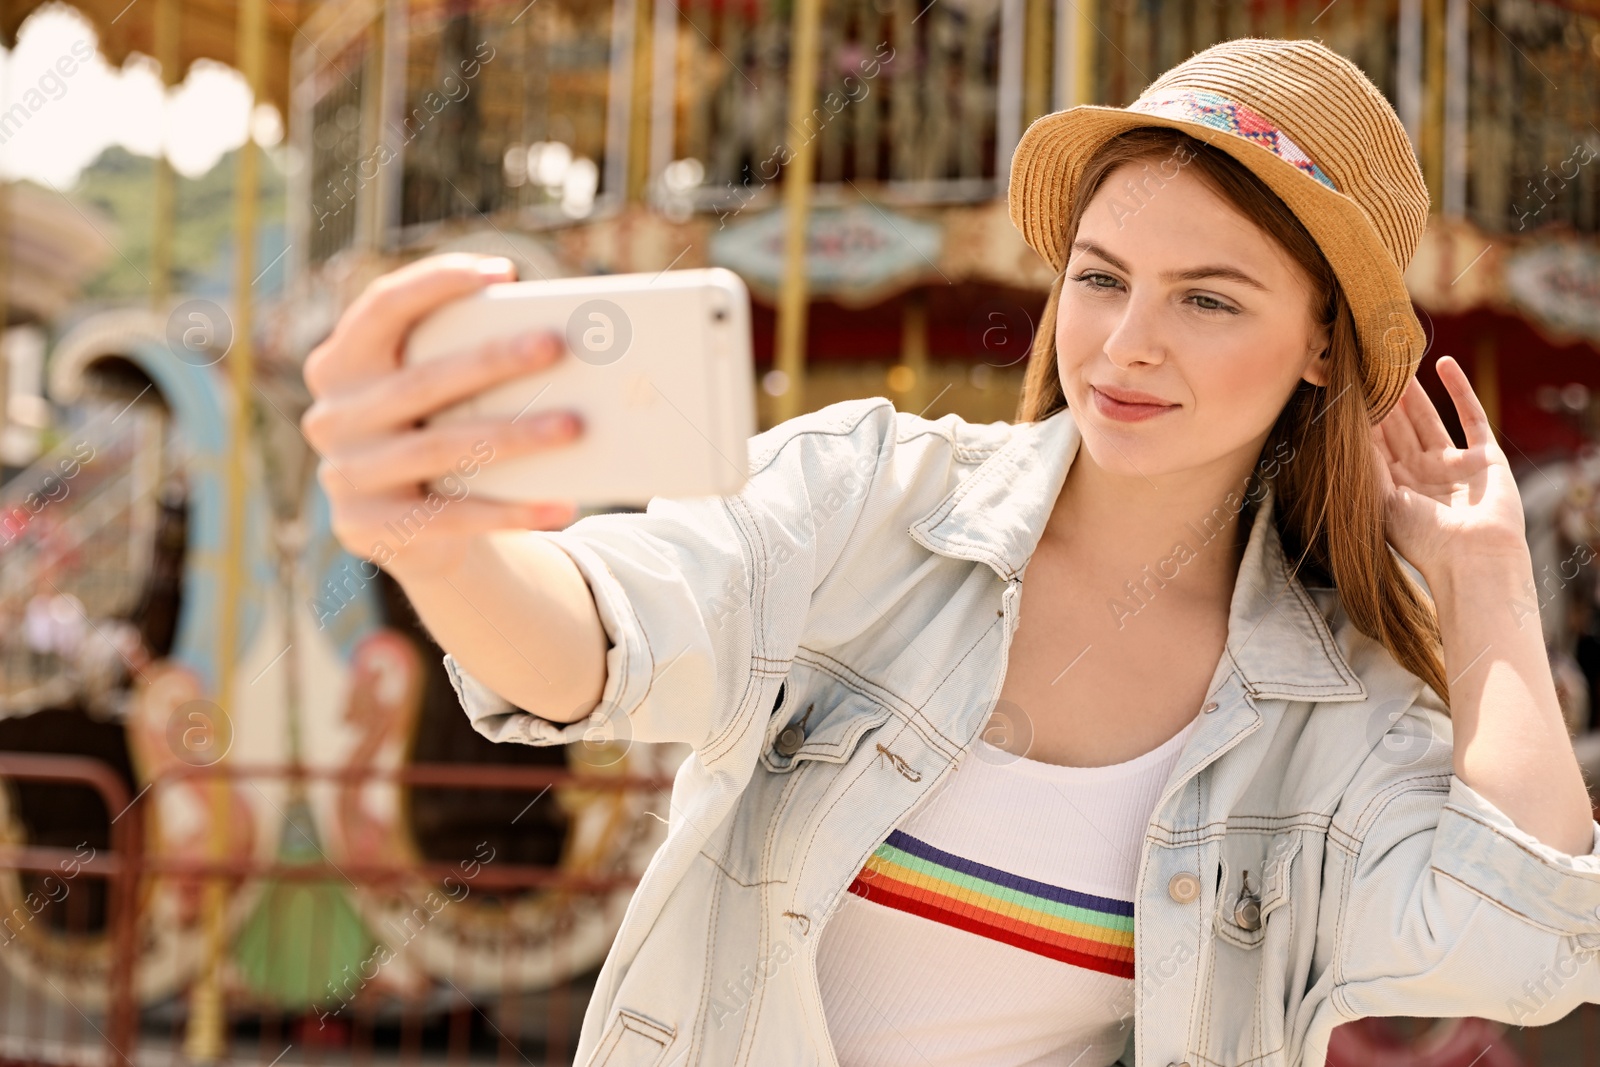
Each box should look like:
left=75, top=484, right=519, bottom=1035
left=908, top=405, right=1368, bottom=704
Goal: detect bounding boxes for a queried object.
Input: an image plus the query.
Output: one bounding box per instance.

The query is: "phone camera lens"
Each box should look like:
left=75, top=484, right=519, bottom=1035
left=713, top=308, right=727, bottom=321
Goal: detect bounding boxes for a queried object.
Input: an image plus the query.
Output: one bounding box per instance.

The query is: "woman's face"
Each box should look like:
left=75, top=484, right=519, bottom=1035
left=1054, top=158, right=1330, bottom=486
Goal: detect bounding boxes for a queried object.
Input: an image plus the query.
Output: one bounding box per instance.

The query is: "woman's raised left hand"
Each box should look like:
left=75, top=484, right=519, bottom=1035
left=1370, top=355, right=1529, bottom=586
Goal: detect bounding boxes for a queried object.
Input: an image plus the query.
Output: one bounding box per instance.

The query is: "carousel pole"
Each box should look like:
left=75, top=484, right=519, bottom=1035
left=1055, top=0, right=1096, bottom=110
left=773, top=0, right=823, bottom=424
left=151, top=0, right=179, bottom=306
left=1441, top=0, right=1468, bottom=219
left=1397, top=0, right=1423, bottom=157
left=1023, top=0, right=1049, bottom=123
left=1422, top=0, right=1446, bottom=208
left=0, top=64, right=10, bottom=458
left=184, top=0, right=265, bottom=1060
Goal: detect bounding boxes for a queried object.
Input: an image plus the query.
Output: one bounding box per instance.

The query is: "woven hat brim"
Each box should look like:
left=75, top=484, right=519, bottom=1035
left=1008, top=105, right=1427, bottom=423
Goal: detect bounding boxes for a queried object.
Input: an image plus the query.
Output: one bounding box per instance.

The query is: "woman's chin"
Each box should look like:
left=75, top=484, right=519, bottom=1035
left=1077, top=435, right=1181, bottom=483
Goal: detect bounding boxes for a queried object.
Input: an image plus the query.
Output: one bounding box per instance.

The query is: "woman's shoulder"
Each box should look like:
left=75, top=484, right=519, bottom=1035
left=1285, top=578, right=1454, bottom=815
left=746, top=397, right=1019, bottom=483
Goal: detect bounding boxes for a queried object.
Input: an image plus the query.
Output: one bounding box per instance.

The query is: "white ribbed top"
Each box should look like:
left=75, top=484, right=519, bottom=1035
left=816, top=715, right=1198, bottom=1067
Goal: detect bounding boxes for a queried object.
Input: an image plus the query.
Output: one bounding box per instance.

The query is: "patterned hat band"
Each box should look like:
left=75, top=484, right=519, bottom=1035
left=1127, top=88, right=1339, bottom=193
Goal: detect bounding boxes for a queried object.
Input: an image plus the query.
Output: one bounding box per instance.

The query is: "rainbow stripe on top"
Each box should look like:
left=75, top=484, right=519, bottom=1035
left=846, top=829, right=1135, bottom=979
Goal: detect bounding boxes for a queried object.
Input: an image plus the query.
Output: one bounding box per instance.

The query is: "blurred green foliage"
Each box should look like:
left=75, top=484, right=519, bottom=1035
left=61, top=143, right=288, bottom=301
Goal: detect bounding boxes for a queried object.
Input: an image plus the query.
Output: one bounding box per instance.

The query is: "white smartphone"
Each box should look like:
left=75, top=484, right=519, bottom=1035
left=404, top=267, right=756, bottom=507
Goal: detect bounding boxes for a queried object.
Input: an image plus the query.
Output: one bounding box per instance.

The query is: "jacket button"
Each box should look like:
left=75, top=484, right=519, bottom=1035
left=1168, top=872, right=1201, bottom=904
left=1201, top=701, right=1218, bottom=713
left=775, top=725, right=805, bottom=757
left=1233, top=869, right=1263, bottom=931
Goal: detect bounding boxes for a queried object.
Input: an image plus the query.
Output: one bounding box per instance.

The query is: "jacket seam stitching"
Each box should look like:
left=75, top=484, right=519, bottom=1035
left=1333, top=825, right=1357, bottom=987
left=744, top=491, right=773, bottom=762
left=688, top=857, right=724, bottom=1064
left=794, top=650, right=960, bottom=757
left=702, top=493, right=769, bottom=761
left=1439, top=801, right=1600, bottom=879
left=747, top=743, right=834, bottom=1063
left=715, top=404, right=894, bottom=765
left=1145, top=816, right=1329, bottom=848
left=1332, top=775, right=1451, bottom=985
left=759, top=763, right=806, bottom=886
left=892, top=421, right=1001, bottom=460
left=1226, top=555, right=1363, bottom=696
left=698, top=494, right=759, bottom=759
left=697, top=847, right=783, bottom=887
left=786, top=716, right=918, bottom=929
left=1429, top=862, right=1576, bottom=935
left=746, top=398, right=891, bottom=477
left=924, top=612, right=1007, bottom=713
left=711, top=401, right=891, bottom=760
left=583, top=547, right=647, bottom=743
left=1260, top=865, right=1295, bottom=1061
left=1282, top=562, right=1360, bottom=690
left=768, top=709, right=892, bottom=766
left=1197, top=845, right=1213, bottom=1058
left=1348, top=773, right=1451, bottom=843
left=738, top=847, right=774, bottom=1064
left=911, top=435, right=1025, bottom=570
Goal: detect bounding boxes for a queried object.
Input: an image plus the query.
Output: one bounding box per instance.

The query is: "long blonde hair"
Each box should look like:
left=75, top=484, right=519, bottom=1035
left=1015, top=126, right=1449, bottom=707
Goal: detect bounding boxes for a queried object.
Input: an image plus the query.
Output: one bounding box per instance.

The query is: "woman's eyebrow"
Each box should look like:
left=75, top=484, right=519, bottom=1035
left=1070, top=240, right=1269, bottom=291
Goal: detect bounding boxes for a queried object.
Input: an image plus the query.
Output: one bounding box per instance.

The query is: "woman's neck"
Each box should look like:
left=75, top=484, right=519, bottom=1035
left=1041, top=443, right=1255, bottom=608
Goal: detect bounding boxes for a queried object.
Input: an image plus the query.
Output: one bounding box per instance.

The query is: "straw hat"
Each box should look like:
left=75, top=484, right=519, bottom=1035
left=1007, top=37, right=1430, bottom=423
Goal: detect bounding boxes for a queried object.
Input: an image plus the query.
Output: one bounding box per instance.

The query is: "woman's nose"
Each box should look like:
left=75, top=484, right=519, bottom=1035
left=1101, top=299, right=1168, bottom=368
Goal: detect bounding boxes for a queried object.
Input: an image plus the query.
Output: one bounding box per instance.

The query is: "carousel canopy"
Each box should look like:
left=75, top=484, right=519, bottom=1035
left=0, top=0, right=308, bottom=111
left=4, top=182, right=111, bottom=326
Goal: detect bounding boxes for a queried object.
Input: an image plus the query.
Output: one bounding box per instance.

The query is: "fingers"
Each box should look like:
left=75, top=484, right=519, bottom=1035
left=1399, top=374, right=1454, bottom=453
left=1379, top=378, right=1427, bottom=462
left=1434, top=355, right=1495, bottom=451
left=297, top=253, right=602, bottom=582
left=303, top=329, right=564, bottom=449
left=1370, top=420, right=1397, bottom=469
left=323, top=413, right=580, bottom=497
left=303, top=253, right=517, bottom=399
left=1369, top=426, right=1398, bottom=497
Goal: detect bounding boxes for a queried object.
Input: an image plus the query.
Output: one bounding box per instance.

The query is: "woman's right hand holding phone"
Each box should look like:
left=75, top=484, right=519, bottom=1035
left=301, top=253, right=582, bottom=583
left=300, top=253, right=607, bottom=721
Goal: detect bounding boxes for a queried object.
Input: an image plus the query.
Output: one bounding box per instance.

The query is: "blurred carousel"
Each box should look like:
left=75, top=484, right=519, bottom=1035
left=1521, top=443, right=1600, bottom=782
left=0, top=301, right=682, bottom=1021
left=0, top=0, right=686, bottom=1035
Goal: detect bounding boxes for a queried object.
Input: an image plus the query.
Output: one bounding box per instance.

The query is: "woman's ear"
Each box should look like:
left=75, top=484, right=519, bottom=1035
left=1301, top=323, right=1332, bottom=387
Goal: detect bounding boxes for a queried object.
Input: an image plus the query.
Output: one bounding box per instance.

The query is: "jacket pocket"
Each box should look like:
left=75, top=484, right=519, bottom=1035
left=705, top=681, right=896, bottom=886
left=591, top=1007, right=676, bottom=1067
left=1199, top=829, right=1304, bottom=1065
left=759, top=686, right=894, bottom=774
left=1213, top=831, right=1300, bottom=951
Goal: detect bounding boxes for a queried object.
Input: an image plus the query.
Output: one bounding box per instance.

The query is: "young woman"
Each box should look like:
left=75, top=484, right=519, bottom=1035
left=302, top=37, right=1600, bottom=1067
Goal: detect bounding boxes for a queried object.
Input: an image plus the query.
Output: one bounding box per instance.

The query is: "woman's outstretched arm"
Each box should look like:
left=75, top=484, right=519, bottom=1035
left=1373, top=356, right=1596, bottom=856
left=386, top=532, right=607, bottom=724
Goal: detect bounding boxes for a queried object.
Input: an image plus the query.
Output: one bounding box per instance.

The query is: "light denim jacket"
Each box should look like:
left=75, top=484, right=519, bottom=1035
left=445, top=399, right=1600, bottom=1067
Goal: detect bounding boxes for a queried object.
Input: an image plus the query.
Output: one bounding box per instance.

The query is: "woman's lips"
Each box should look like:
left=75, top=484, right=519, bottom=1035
left=1091, top=385, right=1179, bottom=422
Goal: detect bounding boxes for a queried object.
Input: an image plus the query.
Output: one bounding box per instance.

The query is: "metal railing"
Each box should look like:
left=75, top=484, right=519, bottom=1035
left=0, top=753, right=139, bottom=1067
left=0, top=755, right=676, bottom=1067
